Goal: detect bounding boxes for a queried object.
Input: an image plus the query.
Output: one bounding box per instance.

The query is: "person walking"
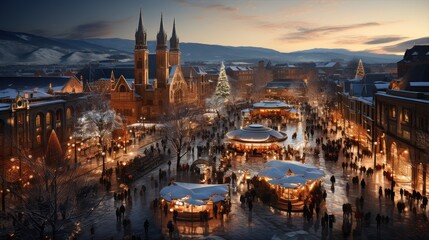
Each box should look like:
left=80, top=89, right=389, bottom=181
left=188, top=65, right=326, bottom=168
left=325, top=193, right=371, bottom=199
left=120, top=204, right=125, bottom=218
left=167, top=220, right=174, bottom=238
left=376, top=213, right=381, bottom=231
left=144, top=219, right=149, bottom=235
left=213, top=204, right=218, bottom=219
left=360, top=179, right=366, bottom=189
left=379, top=186, right=383, bottom=198
left=330, top=175, right=336, bottom=185
left=248, top=199, right=253, bottom=212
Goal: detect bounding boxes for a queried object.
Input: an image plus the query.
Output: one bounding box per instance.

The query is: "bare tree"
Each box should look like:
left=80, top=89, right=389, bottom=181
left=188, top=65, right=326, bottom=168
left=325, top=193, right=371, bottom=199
left=7, top=130, right=103, bottom=240
left=75, top=95, right=123, bottom=146
left=162, top=106, right=198, bottom=170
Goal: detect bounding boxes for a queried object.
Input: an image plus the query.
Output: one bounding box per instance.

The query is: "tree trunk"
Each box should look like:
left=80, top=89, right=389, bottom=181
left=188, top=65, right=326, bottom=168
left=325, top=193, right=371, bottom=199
left=51, top=222, right=56, bottom=240
left=176, top=152, right=181, bottom=170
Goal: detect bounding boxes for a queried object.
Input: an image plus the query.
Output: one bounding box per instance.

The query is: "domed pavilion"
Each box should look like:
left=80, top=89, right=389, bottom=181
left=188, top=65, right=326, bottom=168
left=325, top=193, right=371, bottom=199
left=225, top=124, right=287, bottom=153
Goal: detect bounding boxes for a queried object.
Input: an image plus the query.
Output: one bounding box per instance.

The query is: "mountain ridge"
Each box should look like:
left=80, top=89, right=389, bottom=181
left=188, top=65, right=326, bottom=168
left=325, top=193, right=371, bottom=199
left=0, top=29, right=402, bottom=65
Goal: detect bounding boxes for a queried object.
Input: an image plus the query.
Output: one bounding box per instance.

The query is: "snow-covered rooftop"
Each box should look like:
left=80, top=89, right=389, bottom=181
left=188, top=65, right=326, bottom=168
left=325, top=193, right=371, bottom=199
left=160, top=182, right=229, bottom=203
left=410, top=82, right=429, bottom=87
left=258, top=160, right=325, bottom=188
left=226, top=124, right=287, bottom=143
left=253, top=100, right=291, bottom=109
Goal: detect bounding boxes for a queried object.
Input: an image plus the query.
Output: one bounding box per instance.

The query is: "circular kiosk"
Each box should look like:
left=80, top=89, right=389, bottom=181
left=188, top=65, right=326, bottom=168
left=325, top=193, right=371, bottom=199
left=250, top=100, right=299, bottom=121
left=225, top=124, right=287, bottom=153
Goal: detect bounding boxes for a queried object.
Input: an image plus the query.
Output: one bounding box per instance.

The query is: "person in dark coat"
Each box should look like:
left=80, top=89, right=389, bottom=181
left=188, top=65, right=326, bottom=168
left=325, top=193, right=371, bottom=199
left=144, top=219, right=149, bottom=235
left=167, top=220, right=174, bottom=238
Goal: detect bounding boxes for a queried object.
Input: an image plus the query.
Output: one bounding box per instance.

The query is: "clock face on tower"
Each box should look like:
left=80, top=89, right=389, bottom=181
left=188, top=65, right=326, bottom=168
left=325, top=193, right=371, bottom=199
left=17, top=100, right=22, bottom=107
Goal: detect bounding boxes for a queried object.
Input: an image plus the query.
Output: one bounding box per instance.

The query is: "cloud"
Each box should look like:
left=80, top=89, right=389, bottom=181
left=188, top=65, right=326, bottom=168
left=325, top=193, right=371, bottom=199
left=334, top=35, right=407, bottom=45
left=66, top=17, right=132, bottom=39
left=175, top=0, right=237, bottom=12
left=68, top=21, right=112, bottom=38
left=382, top=37, right=429, bottom=53
left=281, top=22, right=380, bottom=41
left=365, top=36, right=407, bottom=45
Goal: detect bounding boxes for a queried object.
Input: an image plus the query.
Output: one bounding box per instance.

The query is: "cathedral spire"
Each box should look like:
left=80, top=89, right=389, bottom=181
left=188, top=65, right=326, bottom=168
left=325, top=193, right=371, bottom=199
left=135, top=9, right=147, bottom=49
left=156, top=13, right=167, bottom=50
left=170, top=18, right=179, bottom=51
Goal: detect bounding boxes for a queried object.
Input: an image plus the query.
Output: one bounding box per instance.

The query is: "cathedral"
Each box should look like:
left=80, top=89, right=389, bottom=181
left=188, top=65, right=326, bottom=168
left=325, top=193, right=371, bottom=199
left=110, top=11, right=189, bottom=122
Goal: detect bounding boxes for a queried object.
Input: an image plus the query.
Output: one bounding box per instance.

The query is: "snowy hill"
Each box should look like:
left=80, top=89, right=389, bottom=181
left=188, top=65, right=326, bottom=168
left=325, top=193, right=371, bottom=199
left=0, top=30, right=130, bottom=65
left=0, top=29, right=402, bottom=65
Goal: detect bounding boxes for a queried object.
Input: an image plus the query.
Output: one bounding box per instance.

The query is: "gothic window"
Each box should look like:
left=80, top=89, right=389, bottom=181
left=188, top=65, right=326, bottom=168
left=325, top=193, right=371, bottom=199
left=119, top=85, right=127, bottom=92
left=46, top=112, right=52, bottom=130
left=66, top=107, right=73, bottom=121
left=36, top=115, right=41, bottom=127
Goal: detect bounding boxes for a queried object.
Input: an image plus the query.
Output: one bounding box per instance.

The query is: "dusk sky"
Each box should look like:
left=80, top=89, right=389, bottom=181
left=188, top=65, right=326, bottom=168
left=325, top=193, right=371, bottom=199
left=1, top=0, right=428, bottom=54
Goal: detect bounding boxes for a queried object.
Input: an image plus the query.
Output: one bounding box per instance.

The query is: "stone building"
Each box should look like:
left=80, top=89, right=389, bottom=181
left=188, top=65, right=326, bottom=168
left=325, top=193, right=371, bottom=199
left=375, top=45, right=429, bottom=194
left=110, top=12, right=189, bottom=123
left=0, top=76, right=86, bottom=159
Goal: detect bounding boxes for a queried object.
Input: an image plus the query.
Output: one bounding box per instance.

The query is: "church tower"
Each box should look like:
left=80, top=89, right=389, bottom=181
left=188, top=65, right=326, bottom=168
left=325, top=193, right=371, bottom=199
left=169, top=19, right=180, bottom=66
left=134, top=10, right=149, bottom=95
left=156, top=14, right=169, bottom=89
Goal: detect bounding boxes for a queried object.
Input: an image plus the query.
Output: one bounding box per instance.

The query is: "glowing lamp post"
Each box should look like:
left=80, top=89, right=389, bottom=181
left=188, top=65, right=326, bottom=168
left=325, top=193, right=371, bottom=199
left=373, top=142, right=378, bottom=169
left=102, top=151, right=106, bottom=177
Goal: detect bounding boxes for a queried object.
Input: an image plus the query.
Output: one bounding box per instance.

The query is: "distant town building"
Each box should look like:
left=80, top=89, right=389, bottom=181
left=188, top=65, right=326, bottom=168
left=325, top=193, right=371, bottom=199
left=0, top=76, right=87, bottom=158
left=264, top=79, right=307, bottom=103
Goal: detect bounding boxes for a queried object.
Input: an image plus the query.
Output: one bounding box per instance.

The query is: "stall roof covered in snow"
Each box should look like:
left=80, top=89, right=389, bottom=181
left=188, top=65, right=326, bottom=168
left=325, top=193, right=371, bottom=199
left=259, top=160, right=325, bottom=187
left=253, top=100, right=291, bottom=109
left=160, top=182, right=228, bottom=204
left=226, top=124, right=287, bottom=143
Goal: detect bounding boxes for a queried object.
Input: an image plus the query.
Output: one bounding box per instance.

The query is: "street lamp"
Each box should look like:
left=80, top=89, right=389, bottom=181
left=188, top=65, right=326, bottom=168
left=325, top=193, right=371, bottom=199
left=69, top=135, right=78, bottom=166
left=102, top=151, right=106, bottom=177
left=373, top=142, right=378, bottom=169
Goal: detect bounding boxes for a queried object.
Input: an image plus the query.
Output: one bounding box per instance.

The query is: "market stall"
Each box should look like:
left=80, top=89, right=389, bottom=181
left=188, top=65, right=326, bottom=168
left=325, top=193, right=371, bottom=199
left=160, top=182, right=230, bottom=221
left=257, top=160, right=324, bottom=201
left=225, top=124, right=287, bottom=154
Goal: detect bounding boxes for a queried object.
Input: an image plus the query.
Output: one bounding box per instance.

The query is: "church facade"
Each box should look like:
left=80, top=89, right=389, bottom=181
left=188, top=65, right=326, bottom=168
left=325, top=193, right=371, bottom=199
left=110, top=12, right=189, bottom=123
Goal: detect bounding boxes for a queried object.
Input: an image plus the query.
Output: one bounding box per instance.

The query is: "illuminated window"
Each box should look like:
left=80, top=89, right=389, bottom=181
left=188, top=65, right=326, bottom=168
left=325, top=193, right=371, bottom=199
left=390, top=107, right=396, bottom=119
left=36, top=114, right=41, bottom=127
left=66, top=108, right=73, bottom=121
left=402, top=109, right=410, bottom=123
left=46, top=112, right=52, bottom=128
left=403, top=130, right=410, bottom=140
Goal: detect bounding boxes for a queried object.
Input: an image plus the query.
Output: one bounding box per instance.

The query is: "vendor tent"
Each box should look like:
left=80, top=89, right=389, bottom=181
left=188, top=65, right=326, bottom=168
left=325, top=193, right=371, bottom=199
left=259, top=167, right=285, bottom=179
left=260, top=160, right=324, bottom=184
left=265, top=160, right=319, bottom=175
left=160, top=182, right=229, bottom=205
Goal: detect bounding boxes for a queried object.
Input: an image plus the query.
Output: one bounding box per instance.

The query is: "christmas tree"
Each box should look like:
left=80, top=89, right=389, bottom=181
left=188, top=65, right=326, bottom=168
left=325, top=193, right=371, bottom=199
left=355, top=59, right=365, bottom=80
left=215, top=61, right=230, bottom=99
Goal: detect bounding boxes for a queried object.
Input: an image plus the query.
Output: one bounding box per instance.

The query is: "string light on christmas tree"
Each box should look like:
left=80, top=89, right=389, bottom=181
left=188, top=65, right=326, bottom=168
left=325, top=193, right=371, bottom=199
left=355, top=59, right=365, bottom=80
left=215, top=61, right=230, bottom=99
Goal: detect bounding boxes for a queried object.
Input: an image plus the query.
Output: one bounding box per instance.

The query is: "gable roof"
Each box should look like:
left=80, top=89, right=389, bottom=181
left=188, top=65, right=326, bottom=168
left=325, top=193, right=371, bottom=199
left=112, top=75, right=133, bottom=91
left=0, top=76, right=78, bottom=98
